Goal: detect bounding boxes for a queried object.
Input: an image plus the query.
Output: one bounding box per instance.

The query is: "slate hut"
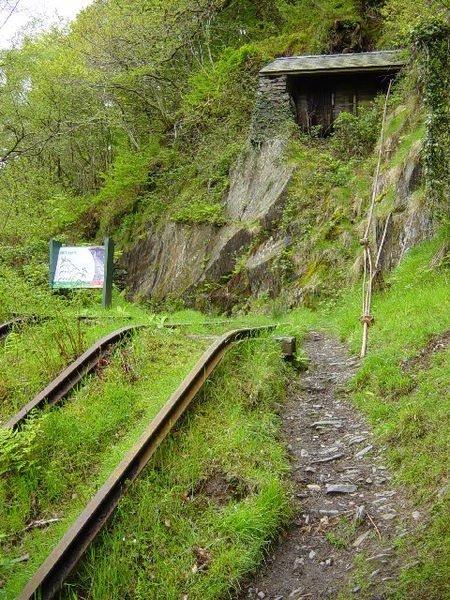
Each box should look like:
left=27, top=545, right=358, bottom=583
left=253, top=50, right=404, bottom=139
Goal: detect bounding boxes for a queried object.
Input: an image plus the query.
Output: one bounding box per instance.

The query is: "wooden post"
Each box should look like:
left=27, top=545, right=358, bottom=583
left=361, top=321, right=368, bottom=358
left=49, top=239, right=62, bottom=290
left=102, top=237, right=114, bottom=309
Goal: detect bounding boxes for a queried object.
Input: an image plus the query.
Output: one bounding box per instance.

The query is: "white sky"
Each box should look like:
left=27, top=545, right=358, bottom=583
left=0, top=0, right=93, bottom=48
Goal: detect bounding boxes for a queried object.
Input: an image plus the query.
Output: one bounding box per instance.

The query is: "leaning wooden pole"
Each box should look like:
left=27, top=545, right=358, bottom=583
left=360, top=81, right=392, bottom=358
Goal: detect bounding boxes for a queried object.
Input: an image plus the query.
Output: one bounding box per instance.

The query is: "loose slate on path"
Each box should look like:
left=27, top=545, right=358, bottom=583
left=242, top=332, right=408, bottom=600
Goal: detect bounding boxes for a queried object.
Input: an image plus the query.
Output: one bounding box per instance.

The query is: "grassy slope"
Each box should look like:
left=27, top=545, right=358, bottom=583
left=286, top=235, right=449, bottom=599
left=0, top=237, right=447, bottom=600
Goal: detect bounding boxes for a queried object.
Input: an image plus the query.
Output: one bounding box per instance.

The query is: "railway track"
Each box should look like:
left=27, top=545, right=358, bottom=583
left=0, top=316, right=39, bottom=341
left=5, top=324, right=143, bottom=430
left=17, top=326, right=273, bottom=600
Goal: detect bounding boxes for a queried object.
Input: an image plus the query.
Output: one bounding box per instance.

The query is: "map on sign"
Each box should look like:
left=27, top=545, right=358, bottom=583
left=53, top=246, right=105, bottom=288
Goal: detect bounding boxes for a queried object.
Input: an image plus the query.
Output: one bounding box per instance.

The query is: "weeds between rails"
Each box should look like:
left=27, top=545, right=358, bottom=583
left=0, top=330, right=217, bottom=596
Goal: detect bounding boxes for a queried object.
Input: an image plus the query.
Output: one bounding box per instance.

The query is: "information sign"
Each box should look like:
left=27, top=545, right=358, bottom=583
left=53, top=246, right=105, bottom=288
left=49, top=238, right=114, bottom=308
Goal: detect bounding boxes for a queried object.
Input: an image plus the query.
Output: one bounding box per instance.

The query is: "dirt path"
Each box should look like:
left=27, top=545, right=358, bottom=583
left=242, top=332, right=411, bottom=600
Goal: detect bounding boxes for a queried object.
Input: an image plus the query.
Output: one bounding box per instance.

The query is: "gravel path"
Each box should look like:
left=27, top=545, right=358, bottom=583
left=241, top=332, right=412, bottom=600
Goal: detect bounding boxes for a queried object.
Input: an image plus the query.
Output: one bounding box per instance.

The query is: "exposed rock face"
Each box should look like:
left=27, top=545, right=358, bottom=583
left=245, top=234, right=291, bottom=298
left=124, top=221, right=216, bottom=302
left=122, top=104, right=433, bottom=309
left=122, top=137, right=295, bottom=306
left=375, top=139, right=433, bottom=272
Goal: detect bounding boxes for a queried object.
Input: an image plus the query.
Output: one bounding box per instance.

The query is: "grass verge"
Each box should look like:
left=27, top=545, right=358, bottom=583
left=0, top=329, right=210, bottom=597
left=61, top=336, right=291, bottom=599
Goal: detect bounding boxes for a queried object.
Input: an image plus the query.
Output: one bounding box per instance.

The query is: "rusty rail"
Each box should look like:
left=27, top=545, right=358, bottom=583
left=5, top=325, right=142, bottom=430
left=18, top=326, right=270, bottom=600
left=0, top=316, right=39, bottom=340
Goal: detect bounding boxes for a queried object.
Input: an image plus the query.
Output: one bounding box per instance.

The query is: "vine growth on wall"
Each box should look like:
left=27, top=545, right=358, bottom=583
left=411, top=18, right=450, bottom=221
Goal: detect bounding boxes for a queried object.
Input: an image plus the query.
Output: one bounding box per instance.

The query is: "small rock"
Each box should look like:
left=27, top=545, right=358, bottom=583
left=289, top=588, right=303, bottom=597
left=366, top=552, right=393, bottom=562
left=355, top=445, right=373, bottom=459
left=326, top=484, right=357, bottom=494
left=309, top=550, right=316, bottom=560
left=352, top=530, right=371, bottom=548
left=288, top=444, right=293, bottom=451
left=382, top=512, right=397, bottom=521
left=257, top=592, right=265, bottom=599
left=300, top=449, right=309, bottom=457
left=354, top=505, right=366, bottom=525
left=412, top=511, right=420, bottom=521
left=305, top=466, right=316, bottom=473
left=274, top=597, right=284, bottom=600
left=366, top=478, right=373, bottom=484
left=294, top=556, right=304, bottom=569
left=311, top=420, right=342, bottom=428
left=325, top=558, right=333, bottom=566
left=349, top=436, right=366, bottom=446
left=352, top=586, right=361, bottom=594
left=307, top=484, right=321, bottom=491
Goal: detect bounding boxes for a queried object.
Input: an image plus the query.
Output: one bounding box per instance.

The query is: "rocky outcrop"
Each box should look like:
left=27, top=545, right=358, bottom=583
left=374, top=138, right=433, bottom=272
left=122, top=103, right=432, bottom=310
left=122, top=136, right=295, bottom=307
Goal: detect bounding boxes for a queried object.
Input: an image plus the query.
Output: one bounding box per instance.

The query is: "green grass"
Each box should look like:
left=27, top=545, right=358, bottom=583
left=0, top=233, right=448, bottom=600
left=0, top=329, right=210, bottom=597
left=0, top=316, right=122, bottom=422
left=61, top=337, right=290, bottom=600
left=293, top=235, right=449, bottom=599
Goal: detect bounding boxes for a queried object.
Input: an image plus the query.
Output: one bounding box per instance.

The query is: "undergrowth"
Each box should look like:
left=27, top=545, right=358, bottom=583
left=60, top=337, right=291, bottom=599
left=0, top=330, right=210, bottom=597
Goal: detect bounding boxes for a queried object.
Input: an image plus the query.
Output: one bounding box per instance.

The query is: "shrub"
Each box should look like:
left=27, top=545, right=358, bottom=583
left=330, top=107, right=380, bottom=160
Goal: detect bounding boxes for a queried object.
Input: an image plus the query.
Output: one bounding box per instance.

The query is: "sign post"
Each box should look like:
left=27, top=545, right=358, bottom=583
left=102, top=237, right=114, bottom=309
left=49, top=239, right=62, bottom=290
left=49, top=239, right=114, bottom=308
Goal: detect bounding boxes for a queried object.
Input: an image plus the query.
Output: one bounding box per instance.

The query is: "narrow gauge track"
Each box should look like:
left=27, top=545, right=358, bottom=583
left=0, top=316, right=39, bottom=341
left=18, top=326, right=271, bottom=600
left=5, top=324, right=143, bottom=430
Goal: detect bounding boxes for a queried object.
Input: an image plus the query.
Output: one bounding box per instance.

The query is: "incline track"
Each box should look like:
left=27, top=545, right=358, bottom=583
left=5, top=324, right=142, bottom=430
left=18, top=326, right=271, bottom=600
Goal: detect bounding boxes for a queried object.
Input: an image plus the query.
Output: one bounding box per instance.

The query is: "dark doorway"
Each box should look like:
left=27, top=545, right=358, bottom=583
left=288, top=71, right=393, bottom=136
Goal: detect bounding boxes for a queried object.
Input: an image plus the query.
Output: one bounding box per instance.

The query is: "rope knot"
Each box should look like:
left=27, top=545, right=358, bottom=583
left=360, top=315, right=374, bottom=326
left=359, top=238, right=369, bottom=247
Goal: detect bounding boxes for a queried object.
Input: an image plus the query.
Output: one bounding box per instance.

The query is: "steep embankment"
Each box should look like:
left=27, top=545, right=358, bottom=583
left=122, top=88, right=432, bottom=314
left=122, top=136, right=295, bottom=306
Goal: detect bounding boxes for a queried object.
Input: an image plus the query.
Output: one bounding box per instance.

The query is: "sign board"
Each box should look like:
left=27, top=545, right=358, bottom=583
left=53, top=246, right=105, bottom=288
left=49, top=238, right=114, bottom=308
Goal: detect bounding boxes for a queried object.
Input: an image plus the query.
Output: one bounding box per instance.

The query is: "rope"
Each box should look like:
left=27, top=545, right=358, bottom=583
left=360, top=82, right=392, bottom=358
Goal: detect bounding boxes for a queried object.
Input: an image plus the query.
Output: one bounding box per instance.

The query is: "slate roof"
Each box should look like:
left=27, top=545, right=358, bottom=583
left=260, top=50, right=404, bottom=76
